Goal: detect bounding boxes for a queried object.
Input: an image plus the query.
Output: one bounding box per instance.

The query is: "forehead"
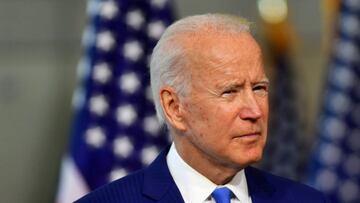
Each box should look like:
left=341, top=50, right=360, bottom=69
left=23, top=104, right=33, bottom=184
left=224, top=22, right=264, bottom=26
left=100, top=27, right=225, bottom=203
left=183, top=32, right=264, bottom=83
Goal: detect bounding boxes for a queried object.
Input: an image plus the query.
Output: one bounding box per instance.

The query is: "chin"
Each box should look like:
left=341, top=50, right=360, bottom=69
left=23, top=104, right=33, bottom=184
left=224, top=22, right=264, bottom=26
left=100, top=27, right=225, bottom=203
left=250, top=153, right=263, bottom=163
left=234, top=148, right=264, bottom=167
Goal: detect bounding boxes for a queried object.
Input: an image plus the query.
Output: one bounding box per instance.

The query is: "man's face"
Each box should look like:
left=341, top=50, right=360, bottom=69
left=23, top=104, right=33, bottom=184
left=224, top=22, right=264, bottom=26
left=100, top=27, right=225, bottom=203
left=180, top=32, right=269, bottom=169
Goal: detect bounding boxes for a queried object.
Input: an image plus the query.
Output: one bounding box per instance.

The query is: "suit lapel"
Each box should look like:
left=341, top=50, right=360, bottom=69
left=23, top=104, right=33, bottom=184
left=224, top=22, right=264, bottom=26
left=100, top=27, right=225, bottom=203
left=245, top=166, right=277, bottom=203
left=142, top=146, right=184, bottom=203
left=141, top=148, right=281, bottom=203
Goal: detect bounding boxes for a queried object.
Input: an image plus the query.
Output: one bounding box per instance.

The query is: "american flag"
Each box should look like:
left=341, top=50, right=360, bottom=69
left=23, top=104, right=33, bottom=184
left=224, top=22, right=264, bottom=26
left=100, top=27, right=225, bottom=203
left=260, top=52, right=304, bottom=181
left=307, top=0, right=360, bottom=202
left=257, top=13, right=304, bottom=180
left=56, top=0, right=174, bottom=202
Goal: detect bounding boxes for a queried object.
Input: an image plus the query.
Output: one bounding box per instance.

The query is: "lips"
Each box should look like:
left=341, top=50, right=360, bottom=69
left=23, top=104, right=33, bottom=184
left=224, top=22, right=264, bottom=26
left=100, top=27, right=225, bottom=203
left=239, top=132, right=261, bottom=137
left=233, top=132, right=261, bottom=142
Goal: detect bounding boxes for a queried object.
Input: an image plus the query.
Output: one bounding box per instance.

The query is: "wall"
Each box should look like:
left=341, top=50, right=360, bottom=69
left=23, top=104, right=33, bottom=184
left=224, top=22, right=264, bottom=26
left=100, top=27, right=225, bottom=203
left=0, top=1, right=85, bottom=202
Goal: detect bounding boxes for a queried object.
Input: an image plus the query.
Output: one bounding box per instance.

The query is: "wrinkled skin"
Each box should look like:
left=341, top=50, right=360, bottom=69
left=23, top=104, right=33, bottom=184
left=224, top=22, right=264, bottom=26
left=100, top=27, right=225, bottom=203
left=161, top=31, right=269, bottom=184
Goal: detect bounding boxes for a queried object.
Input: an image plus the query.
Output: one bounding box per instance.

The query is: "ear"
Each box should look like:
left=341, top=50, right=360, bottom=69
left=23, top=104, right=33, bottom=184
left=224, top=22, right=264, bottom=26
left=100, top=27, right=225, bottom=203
left=159, top=86, right=187, bottom=131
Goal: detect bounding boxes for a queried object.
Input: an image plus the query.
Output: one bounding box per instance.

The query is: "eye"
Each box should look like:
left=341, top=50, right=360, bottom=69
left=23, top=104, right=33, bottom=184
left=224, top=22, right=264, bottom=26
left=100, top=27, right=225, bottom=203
left=222, top=89, right=237, bottom=95
left=253, top=85, right=267, bottom=91
left=253, top=84, right=269, bottom=95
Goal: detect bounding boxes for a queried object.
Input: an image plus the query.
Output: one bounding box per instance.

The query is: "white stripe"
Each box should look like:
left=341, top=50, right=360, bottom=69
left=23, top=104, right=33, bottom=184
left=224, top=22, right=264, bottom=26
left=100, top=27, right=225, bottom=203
left=56, top=156, right=89, bottom=203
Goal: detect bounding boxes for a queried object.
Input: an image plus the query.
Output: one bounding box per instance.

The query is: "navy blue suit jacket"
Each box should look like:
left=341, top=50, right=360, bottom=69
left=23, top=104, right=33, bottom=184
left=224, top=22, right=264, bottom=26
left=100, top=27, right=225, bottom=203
left=75, top=147, right=329, bottom=203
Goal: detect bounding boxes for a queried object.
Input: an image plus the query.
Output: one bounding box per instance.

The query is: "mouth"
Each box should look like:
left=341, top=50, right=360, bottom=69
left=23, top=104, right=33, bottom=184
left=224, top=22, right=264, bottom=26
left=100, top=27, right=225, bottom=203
left=234, top=132, right=261, bottom=141
left=241, top=132, right=261, bottom=137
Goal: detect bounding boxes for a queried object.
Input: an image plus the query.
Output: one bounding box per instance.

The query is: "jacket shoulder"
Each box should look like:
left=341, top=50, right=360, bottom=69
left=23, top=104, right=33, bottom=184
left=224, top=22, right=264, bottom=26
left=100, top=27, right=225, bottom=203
left=246, top=167, right=329, bottom=203
left=74, top=169, right=148, bottom=203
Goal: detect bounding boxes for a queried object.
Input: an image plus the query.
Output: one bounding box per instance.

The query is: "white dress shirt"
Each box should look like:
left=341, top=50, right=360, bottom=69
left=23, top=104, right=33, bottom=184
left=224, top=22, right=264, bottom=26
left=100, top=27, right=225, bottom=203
left=166, top=143, right=253, bottom=203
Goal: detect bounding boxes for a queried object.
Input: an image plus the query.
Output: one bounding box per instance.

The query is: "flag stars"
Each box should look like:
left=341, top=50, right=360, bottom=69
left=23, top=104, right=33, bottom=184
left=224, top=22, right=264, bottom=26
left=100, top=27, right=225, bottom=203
left=343, top=155, right=360, bottom=177
left=82, top=26, right=96, bottom=48
left=345, top=0, right=360, bottom=11
left=323, top=117, right=346, bottom=140
left=119, top=72, right=141, bottom=94
left=116, top=104, right=137, bottom=126
left=93, top=63, right=112, bottom=84
left=341, top=14, right=360, bottom=37
left=87, top=0, right=102, bottom=17
left=72, top=87, right=86, bottom=110
left=123, top=40, right=144, bottom=62
left=68, top=0, right=174, bottom=194
left=339, top=180, right=359, bottom=202
left=331, top=65, right=355, bottom=90
left=113, top=136, right=134, bottom=158
left=143, top=115, right=161, bottom=136
left=77, top=57, right=92, bottom=80
left=126, top=10, right=145, bottom=30
left=109, top=168, right=128, bottom=182
left=141, top=146, right=159, bottom=165
left=319, top=143, right=342, bottom=166
left=145, top=86, right=154, bottom=101
left=100, top=0, right=119, bottom=20
left=336, top=40, right=359, bottom=63
left=329, top=92, right=351, bottom=115
left=85, top=127, right=106, bottom=148
left=89, top=95, right=109, bottom=116
left=147, top=21, right=166, bottom=39
left=97, top=31, right=116, bottom=51
left=150, top=0, right=168, bottom=9
left=315, top=169, right=338, bottom=192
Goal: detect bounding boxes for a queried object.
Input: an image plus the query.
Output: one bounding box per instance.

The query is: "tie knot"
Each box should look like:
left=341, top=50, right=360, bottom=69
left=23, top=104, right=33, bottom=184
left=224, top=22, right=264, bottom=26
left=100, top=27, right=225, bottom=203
left=211, top=187, right=231, bottom=203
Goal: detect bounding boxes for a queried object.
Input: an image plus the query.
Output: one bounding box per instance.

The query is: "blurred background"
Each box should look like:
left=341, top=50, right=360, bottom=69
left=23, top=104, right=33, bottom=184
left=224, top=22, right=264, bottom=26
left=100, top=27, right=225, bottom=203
left=0, top=0, right=358, bottom=203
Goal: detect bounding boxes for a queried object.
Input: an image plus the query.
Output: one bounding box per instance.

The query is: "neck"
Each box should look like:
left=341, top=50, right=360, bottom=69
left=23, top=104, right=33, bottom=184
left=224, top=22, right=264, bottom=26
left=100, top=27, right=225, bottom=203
left=174, top=139, right=242, bottom=185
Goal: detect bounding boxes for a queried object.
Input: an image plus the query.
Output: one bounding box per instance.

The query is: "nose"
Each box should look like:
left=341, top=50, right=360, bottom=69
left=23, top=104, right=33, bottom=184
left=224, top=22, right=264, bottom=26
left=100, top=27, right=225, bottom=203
left=239, top=91, right=263, bottom=121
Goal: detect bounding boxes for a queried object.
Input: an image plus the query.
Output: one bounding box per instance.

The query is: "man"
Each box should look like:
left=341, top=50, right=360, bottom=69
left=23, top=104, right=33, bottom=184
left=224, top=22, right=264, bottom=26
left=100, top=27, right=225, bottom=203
left=76, top=14, right=328, bottom=203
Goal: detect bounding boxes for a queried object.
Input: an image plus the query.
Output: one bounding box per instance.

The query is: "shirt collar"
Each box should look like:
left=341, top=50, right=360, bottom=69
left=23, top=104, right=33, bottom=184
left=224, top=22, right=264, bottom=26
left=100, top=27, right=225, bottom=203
left=166, top=143, right=251, bottom=203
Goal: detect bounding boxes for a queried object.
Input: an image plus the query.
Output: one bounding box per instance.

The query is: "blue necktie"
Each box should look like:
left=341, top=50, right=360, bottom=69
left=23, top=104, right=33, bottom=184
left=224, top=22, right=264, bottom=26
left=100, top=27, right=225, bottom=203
left=211, top=187, right=231, bottom=203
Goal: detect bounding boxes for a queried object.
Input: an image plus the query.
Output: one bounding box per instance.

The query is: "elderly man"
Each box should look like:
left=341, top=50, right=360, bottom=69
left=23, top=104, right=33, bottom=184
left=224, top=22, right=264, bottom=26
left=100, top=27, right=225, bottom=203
left=76, top=14, right=328, bottom=203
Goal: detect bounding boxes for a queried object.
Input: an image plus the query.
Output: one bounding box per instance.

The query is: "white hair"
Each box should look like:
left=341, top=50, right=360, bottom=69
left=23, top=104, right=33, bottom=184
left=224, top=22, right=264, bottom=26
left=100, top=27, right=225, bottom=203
left=149, top=13, right=252, bottom=125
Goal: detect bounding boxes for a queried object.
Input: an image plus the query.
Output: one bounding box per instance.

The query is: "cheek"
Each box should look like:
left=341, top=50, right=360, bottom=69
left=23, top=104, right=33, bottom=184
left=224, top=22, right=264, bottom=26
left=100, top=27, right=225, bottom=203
left=205, top=105, right=241, bottom=140
left=184, top=101, right=212, bottom=131
left=214, top=101, right=240, bottom=117
left=187, top=107, right=229, bottom=142
left=262, top=106, right=269, bottom=120
left=259, top=97, right=269, bottom=118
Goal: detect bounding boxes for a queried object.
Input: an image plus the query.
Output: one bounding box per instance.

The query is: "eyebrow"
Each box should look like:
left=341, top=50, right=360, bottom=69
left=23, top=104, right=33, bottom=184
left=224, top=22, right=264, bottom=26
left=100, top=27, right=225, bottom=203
left=218, top=81, right=244, bottom=90
left=224, top=78, right=270, bottom=87
left=215, top=77, right=270, bottom=92
left=254, top=78, right=270, bottom=85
